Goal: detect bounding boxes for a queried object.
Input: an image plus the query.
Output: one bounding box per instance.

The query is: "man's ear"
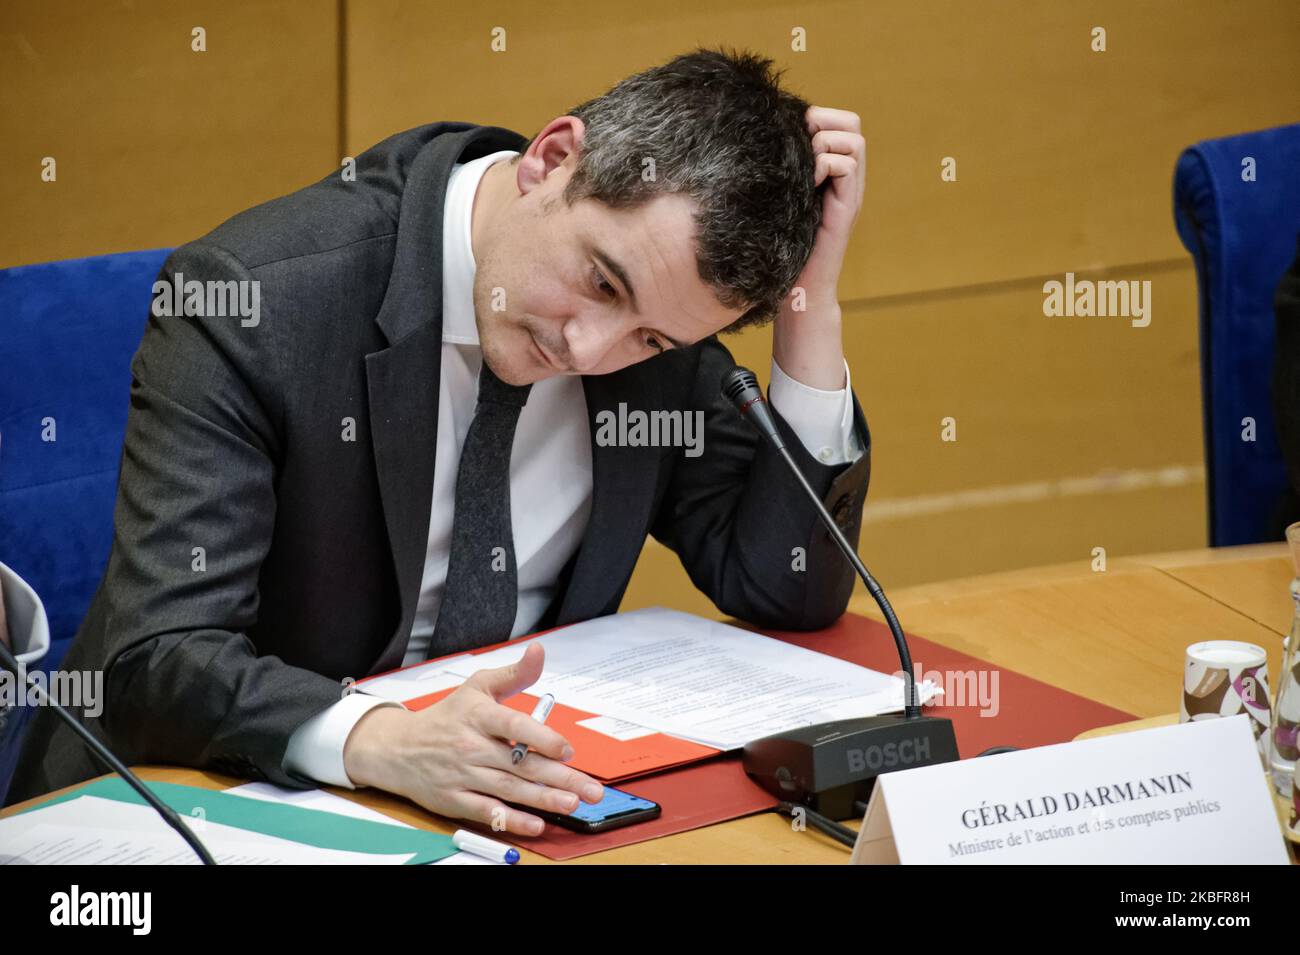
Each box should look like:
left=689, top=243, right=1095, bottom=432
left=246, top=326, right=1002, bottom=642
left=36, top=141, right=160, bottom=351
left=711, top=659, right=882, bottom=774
left=516, top=116, right=586, bottom=194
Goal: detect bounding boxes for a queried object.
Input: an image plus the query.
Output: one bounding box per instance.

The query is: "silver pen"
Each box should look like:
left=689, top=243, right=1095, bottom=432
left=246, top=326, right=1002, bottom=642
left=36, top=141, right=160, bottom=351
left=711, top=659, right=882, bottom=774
left=511, top=693, right=556, bottom=764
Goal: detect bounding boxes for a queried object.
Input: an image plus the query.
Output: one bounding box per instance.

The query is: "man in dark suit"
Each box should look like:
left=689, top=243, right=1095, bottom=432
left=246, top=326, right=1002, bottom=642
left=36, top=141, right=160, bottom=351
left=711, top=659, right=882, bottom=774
left=9, top=49, right=873, bottom=835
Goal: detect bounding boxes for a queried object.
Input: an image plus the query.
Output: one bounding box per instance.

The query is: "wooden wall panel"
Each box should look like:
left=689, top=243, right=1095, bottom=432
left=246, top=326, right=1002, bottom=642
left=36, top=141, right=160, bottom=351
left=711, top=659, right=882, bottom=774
left=344, top=0, right=1300, bottom=301
left=0, top=0, right=340, bottom=268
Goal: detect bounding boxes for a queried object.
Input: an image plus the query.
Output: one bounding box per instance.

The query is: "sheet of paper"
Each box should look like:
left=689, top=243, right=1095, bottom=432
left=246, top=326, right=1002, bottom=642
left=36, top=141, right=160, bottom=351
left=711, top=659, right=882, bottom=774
left=357, top=662, right=471, bottom=702
left=225, top=781, right=416, bottom=826
left=223, top=781, right=504, bottom=865
left=0, top=796, right=414, bottom=865
left=439, top=607, right=939, bottom=750
left=575, top=715, right=659, bottom=741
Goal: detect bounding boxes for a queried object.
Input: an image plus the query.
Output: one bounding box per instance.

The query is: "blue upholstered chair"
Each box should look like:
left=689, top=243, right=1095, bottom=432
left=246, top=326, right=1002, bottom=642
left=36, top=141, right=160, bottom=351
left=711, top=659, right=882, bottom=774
left=1174, top=124, right=1300, bottom=546
left=0, top=248, right=171, bottom=800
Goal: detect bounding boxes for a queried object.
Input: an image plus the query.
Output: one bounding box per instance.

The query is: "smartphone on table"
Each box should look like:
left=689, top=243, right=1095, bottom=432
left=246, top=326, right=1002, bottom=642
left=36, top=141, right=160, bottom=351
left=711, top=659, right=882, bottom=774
left=515, top=784, right=661, bottom=834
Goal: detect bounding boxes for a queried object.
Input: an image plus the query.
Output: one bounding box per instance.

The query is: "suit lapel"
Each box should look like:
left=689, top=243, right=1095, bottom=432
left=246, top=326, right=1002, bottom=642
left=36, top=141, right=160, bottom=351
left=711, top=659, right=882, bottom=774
left=367, top=124, right=528, bottom=673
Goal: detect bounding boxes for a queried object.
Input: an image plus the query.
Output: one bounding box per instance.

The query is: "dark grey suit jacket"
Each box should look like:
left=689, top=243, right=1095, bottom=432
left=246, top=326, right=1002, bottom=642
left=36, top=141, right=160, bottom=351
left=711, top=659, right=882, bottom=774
left=7, top=122, right=871, bottom=805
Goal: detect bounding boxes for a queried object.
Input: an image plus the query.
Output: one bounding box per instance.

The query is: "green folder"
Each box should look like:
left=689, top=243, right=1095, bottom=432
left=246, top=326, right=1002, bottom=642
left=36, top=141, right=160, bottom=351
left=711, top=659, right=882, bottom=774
left=20, top=778, right=459, bottom=865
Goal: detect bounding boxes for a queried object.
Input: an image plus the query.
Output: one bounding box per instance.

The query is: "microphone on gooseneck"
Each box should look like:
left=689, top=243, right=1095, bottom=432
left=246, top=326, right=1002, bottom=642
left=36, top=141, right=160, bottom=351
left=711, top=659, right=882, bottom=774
left=0, top=642, right=216, bottom=865
left=721, top=366, right=920, bottom=716
left=721, top=365, right=960, bottom=821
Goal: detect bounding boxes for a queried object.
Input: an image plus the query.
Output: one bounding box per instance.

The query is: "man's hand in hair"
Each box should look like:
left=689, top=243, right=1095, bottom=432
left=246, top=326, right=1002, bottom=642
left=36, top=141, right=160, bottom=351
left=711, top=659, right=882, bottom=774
left=772, top=105, right=866, bottom=391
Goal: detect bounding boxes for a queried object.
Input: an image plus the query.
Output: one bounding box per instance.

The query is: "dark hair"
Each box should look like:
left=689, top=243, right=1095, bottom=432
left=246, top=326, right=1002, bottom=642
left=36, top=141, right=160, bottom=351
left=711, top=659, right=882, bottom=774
left=539, top=47, right=822, bottom=332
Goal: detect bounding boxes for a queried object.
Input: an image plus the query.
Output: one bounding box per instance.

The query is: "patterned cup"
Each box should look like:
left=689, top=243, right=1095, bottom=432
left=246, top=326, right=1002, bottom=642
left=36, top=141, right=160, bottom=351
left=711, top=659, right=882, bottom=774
left=1180, top=641, right=1272, bottom=770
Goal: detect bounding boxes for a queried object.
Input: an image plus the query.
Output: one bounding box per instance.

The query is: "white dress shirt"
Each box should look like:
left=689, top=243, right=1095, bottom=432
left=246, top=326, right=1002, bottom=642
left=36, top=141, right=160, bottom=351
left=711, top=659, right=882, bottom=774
left=283, top=149, right=864, bottom=787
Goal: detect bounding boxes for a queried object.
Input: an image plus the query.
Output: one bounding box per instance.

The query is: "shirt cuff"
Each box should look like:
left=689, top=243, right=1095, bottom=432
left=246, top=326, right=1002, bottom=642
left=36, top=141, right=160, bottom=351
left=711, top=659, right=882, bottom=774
left=767, top=357, right=865, bottom=467
left=282, top=692, right=404, bottom=789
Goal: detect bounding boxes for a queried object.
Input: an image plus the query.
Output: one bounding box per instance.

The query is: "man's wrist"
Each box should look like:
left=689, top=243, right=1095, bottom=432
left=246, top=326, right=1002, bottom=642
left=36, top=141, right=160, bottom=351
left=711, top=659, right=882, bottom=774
left=342, top=704, right=413, bottom=793
left=773, top=300, right=846, bottom=391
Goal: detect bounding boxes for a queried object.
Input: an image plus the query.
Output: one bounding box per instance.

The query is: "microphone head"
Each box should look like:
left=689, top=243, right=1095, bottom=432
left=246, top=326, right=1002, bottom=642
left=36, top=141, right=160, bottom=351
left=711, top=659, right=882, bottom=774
left=721, top=364, right=785, bottom=450
left=721, top=366, right=761, bottom=408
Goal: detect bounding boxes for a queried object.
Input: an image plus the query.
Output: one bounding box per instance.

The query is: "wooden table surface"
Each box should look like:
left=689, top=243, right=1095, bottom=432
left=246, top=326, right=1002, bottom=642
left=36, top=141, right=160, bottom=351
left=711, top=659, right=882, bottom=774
left=5, top=544, right=1295, bottom=864
left=847, top=542, right=1293, bottom=721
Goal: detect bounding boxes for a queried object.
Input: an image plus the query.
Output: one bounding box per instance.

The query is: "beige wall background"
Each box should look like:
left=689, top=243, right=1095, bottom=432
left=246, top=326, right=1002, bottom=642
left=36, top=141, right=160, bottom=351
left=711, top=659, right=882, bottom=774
left=4, top=1, right=1299, bottom=613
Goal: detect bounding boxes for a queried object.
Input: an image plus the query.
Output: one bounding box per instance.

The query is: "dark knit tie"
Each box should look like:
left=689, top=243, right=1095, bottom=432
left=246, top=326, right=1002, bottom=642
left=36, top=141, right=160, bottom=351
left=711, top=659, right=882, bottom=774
left=428, top=360, right=532, bottom=657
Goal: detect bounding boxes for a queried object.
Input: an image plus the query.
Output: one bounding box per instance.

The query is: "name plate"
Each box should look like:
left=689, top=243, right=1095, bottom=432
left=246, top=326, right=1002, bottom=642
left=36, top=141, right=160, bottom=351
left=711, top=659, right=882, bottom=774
left=851, top=715, right=1289, bottom=864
